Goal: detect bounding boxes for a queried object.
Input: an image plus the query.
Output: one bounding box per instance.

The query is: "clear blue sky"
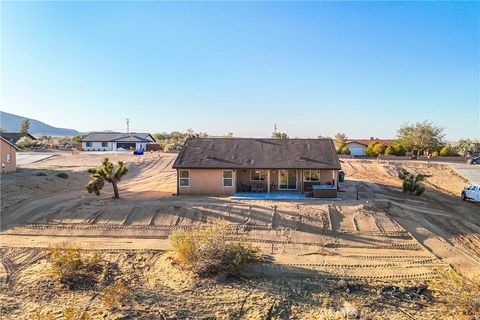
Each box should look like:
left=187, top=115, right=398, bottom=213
left=1, top=1, right=479, bottom=140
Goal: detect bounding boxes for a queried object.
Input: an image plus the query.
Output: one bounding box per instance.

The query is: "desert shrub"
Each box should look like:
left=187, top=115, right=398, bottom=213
left=163, top=142, right=182, bottom=152
left=16, top=137, right=38, bottom=149
left=56, top=172, right=69, bottom=179
left=101, top=281, right=132, bottom=310
left=339, top=145, right=351, bottom=155
left=384, top=146, right=395, bottom=155
left=432, top=150, right=439, bottom=157
left=47, top=245, right=103, bottom=290
left=429, top=270, right=480, bottom=318
left=372, top=143, right=386, bottom=156
left=365, top=141, right=379, bottom=156
left=169, top=225, right=259, bottom=276
left=36, top=172, right=47, bottom=176
left=439, top=146, right=457, bottom=157
left=393, top=144, right=407, bottom=156
left=397, top=169, right=431, bottom=196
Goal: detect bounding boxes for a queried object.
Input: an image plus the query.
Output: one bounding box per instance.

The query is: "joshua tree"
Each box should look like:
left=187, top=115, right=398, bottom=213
left=87, top=158, right=128, bottom=199
left=20, top=119, right=30, bottom=134
left=397, top=169, right=431, bottom=196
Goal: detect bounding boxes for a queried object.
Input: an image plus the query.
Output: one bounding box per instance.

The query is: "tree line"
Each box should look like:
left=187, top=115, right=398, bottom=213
left=334, top=120, right=478, bottom=157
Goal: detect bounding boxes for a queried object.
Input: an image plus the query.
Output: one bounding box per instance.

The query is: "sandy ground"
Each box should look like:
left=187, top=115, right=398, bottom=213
left=1, top=153, right=479, bottom=319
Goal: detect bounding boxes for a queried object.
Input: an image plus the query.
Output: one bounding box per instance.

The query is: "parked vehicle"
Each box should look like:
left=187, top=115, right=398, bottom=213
left=467, top=156, right=480, bottom=165
left=461, top=184, right=480, bottom=202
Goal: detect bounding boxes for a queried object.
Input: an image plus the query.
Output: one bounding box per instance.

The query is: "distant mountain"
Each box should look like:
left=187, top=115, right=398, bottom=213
left=0, top=111, right=79, bottom=136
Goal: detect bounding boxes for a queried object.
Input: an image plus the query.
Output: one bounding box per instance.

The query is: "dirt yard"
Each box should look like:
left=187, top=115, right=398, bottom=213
left=1, top=153, right=479, bottom=319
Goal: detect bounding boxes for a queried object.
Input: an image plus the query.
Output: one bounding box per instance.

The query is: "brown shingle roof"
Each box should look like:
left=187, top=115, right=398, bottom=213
left=173, top=138, right=341, bottom=170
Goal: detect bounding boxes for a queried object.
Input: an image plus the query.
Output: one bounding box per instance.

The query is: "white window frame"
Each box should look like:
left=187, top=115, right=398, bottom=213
left=303, top=170, right=320, bottom=182
left=250, top=169, right=268, bottom=181
left=179, top=170, right=190, bottom=187
left=86, top=141, right=92, bottom=147
left=222, top=170, right=233, bottom=187
left=101, top=142, right=108, bottom=148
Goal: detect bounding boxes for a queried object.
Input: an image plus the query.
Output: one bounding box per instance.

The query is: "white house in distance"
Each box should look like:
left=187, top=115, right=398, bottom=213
left=345, top=139, right=394, bottom=156
left=81, top=132, right=156, bottom=151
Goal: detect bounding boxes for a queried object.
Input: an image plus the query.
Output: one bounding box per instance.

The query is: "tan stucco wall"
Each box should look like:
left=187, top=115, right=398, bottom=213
left=208, top=168, right=339, bottom=194
left=178, top=169, right=236, bottom=195
left=1, top=140, right=17, bottom=174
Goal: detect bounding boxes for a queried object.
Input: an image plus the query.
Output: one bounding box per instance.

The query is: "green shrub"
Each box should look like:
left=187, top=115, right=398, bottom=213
left=47, top=244, right=103, bottom=290
left=365, top=141, right=379, bottom=156
left=398, top=169, right=431, bottom=196
left=56, top=172, right=69, bottom=179
left=440, top=146, right=453, bottom=156
left=169, top=225, right=259, bottom=276
left=384, top=146, right=395, bottom=155
left=393, top=144, right=407, bottom=156
left=372, top=143, right=386, bottom=156
left=432, top=151, right=439, bottom=157
left=339, top=146, right=351, bottom=155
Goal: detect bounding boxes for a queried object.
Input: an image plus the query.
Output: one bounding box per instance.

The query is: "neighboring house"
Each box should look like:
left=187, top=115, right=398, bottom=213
left=1, top=136, right=20, bottom=173
left=345, top=139, right=394, bottom=156
left=173, top=138, right=341, bottom=196
left=81, top=132, right=156, bottom=151
left=0, top=132, right=37, bottom=144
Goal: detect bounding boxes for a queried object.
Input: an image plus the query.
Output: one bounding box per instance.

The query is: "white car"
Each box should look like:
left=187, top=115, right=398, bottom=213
left=461, top=184, right=480, bottom=202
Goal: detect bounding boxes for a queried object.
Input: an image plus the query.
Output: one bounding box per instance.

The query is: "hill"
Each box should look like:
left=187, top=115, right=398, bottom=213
left=0, top=111, right=79, bottom=136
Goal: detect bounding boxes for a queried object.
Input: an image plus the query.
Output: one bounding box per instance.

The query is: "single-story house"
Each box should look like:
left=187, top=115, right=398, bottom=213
left=173, top=138, right=342, bottom=197
left=0, top=132, right=37, bottom=144
left=81, top=132, right=156, bottom=151
left=1, top=136, right=20, bottom=173
left=345, top=139, right=394, bottom=156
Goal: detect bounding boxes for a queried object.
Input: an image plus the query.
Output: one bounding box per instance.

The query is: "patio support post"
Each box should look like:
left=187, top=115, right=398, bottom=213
left=267, top=170, right=271, bottom=193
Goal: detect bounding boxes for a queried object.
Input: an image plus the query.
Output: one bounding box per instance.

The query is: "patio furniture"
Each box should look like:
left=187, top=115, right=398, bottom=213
left=251, top=184, right=258, bottom=193
left=258, top=184, right=266, bottom=193
left=238, top=183, right=250, bottom=192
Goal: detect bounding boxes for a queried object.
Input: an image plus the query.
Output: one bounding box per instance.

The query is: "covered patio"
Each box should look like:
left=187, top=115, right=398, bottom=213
left=235, top=168, right=338, bottom=196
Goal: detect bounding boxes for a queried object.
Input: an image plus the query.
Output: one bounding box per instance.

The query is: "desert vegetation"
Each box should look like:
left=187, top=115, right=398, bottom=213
left=47, top=244, right=104, bottom=290
left=397, top=169, right=431, bottom=195
left=86, top=158, right=128, bottom=199
left=152, top=129, right=208, bottom=152
left=169, top=224, right=260, bottom=276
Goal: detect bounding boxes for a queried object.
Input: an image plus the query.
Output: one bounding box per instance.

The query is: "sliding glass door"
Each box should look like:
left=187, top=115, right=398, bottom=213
left=278, top=170, right=297, bottom=190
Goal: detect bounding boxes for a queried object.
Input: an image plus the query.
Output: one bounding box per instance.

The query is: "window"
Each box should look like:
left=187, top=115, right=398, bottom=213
left=250, top=170, right=268, bottom=181
left=86, top=142, right=92, bottom=147
left=102, top=142, right=108, bottom=147
left=6, top=154, right=11, bottom=163
left=304, top=170, right=320, bottom=182
left=223, top=170, right=233, bottom=187
left=179, top=170, right=190, bottom=187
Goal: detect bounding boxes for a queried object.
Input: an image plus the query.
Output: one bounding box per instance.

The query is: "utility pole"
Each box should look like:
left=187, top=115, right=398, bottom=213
left=274, top=123, right=277, bottom=134
left=126, top=118, right=130, bottom=133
